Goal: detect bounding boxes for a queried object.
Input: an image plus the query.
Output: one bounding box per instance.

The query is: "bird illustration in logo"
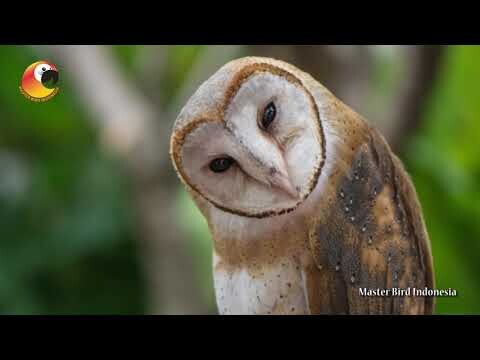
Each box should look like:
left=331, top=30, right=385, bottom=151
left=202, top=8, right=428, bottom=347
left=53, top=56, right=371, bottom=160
left=20, top=61, right=59, bottom=101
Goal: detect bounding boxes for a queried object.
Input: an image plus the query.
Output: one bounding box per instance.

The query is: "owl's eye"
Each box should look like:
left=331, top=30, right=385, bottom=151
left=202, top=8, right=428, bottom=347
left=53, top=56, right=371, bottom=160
left=260, top=101, right=276, bottom=130
left=209, top=157, right=234, bottom=173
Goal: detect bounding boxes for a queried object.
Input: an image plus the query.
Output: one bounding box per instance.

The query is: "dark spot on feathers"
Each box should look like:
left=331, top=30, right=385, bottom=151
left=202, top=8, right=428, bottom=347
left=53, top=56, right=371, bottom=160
left=338, top=149, right=382, bottom=232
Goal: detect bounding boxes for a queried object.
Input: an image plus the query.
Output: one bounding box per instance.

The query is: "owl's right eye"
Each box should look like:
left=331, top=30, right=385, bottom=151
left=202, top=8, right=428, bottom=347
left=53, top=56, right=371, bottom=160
left=260, top=101, right=276, bottom=130
left=209, top=157, right=234, bottom=173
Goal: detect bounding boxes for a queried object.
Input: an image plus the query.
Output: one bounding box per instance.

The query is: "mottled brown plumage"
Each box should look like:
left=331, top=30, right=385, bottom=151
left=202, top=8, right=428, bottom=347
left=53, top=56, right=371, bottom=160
left=170, top=57, right=434, bottom=314
left=307, top=126, right=434, bottom=314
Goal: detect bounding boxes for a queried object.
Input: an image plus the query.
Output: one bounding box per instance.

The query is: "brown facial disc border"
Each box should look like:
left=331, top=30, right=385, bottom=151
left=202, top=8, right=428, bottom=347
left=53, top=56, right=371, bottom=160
left=171, top=62, right=326, bottom=218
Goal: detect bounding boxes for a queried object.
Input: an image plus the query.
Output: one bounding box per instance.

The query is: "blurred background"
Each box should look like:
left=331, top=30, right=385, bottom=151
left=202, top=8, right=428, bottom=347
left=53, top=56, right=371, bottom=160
left=0, top=45, right=478, bottom=314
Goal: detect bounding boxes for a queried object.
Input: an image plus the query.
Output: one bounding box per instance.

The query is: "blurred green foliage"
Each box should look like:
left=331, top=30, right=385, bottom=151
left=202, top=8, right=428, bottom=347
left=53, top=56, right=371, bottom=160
left=0, top=45, right=478, bottom=314
left=405, top=46, right=480, bottom=314
left=0, top=46, right=143, bottom=313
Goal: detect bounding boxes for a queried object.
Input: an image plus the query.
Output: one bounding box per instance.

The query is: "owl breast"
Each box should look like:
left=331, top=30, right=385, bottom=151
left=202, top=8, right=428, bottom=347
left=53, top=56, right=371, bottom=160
left=213, top=253, right=310, bottom=315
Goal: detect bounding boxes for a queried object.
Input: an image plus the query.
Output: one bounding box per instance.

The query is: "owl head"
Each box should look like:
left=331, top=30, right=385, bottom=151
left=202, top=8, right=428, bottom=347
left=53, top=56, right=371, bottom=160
left=170, top=57, right=327, bottom=218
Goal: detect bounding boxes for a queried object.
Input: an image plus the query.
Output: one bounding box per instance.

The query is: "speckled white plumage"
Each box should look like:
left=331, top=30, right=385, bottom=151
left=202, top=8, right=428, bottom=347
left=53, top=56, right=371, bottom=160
left=213, top=253, right=309, bottom=315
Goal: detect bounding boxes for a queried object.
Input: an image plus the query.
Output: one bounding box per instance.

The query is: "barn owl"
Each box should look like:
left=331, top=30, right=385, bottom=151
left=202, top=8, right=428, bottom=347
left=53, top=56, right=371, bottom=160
left=170, top=57, right=435, bottom=315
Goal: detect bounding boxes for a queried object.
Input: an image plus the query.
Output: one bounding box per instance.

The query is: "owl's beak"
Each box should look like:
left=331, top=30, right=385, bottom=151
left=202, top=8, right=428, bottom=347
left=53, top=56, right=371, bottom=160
left=269, top=171, right=299, bottom=199
left=229, top=129, right=299, bottom=199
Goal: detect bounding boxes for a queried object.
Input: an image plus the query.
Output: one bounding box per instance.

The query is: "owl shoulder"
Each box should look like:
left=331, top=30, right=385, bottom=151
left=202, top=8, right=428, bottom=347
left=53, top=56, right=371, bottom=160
left=306, top=123, right=434, bottom=314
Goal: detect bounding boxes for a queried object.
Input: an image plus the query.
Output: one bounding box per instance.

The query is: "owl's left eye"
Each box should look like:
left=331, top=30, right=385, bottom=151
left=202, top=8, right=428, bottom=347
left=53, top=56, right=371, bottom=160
left=209, top=157, right=234, bottom=173
left=260, top=101, right=276, bottom=130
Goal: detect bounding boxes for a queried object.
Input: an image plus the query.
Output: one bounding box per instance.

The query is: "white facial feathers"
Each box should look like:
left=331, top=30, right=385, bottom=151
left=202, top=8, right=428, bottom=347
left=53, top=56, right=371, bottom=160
left=174, top=62, right=325, bottom=218
left=225, top=73, right=322, bottom=199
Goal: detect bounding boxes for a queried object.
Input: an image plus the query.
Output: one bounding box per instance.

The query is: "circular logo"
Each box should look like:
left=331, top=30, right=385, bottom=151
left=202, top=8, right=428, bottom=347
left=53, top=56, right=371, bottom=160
left=20, top=61, right=59, bottom=102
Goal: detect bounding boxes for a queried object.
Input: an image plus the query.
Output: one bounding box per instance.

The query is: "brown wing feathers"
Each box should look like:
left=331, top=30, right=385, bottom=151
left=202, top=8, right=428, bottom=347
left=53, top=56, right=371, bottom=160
left=309, top=127, right=434, bottom=314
